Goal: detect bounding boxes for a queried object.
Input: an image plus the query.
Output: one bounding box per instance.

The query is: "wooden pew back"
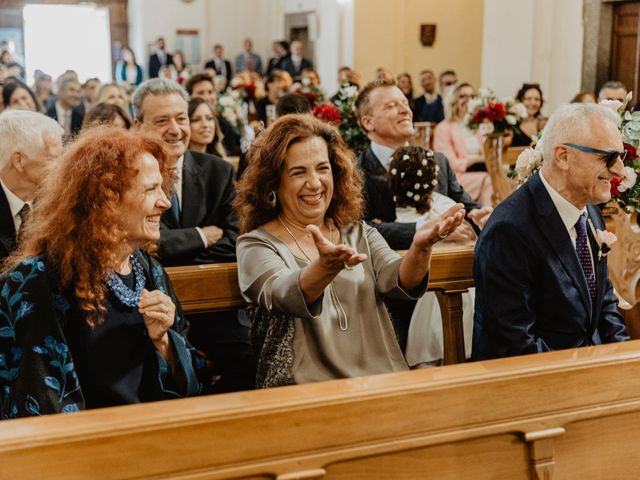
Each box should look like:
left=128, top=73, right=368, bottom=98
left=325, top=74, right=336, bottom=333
left=3, top=341, right=640, bottom=479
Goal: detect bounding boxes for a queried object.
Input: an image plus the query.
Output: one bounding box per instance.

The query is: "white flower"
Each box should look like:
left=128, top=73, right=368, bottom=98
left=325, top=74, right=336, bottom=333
left=421, top=159, right=428, bottom=166
left=417, top=170, right=423, bottom=177
left=478, top=122, right=495, bottom=136
left=515, top=147, right=543, bottom=182
left=403, top=154, right=410, bottom=160
left=406, top=192, right=414, bottom=198
left=619, top=166, right=638, bottom=192
left=393, top=196, right=397, bottom=202
left=400, top=172, right=405, bottom=178
left=414, top=194, right=420, bottom=201
left=302, top=77, right=311, bottom=86
left=414, top=183, right=421, bottom=189
left=595, top=229, right=617, bottom=249
left=427, top=151, right=434, bottom=157
left=431, top=179, right=438, bottom=186
left=505, top=114, right=517, bottom=126
left=423, top=183, right=429, bottom=188
left=344, top=85, right=358, bottom=98
left=509, top=102, right=528, bottom=119
left=390, top=168, right=397, bottom=175
left=434, top=164, right=440, bottom=173
left=218, top=95, right=234, bottom=107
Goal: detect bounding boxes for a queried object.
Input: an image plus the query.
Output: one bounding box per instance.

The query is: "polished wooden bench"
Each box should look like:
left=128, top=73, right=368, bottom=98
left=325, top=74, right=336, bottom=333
left=3, top=341, right=640, bottom=479
left=167, top=243, right=475, bottom=365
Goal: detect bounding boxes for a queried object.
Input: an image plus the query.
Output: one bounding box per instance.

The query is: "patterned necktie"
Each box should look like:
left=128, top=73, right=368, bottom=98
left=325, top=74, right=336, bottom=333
left=170, top=193, right=180, bottom=226
left=17, top=203, right=30, bottom=236
left=575, top=214, right=596, bottom=301
left=246, top=55, right=253, bottom=71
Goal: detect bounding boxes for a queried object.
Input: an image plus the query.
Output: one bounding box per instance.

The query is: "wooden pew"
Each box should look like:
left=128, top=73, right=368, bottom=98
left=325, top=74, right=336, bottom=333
left=413, top=121, right=436, bottom=150
left=483, top=134, right=517, bottom=206
left=167, top=243, right=475, bottom=365
left=4, top=341, right=640, bottom=479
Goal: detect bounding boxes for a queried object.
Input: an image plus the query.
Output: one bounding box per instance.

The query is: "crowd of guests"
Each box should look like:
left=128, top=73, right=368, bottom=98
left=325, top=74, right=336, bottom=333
left=0, top=35, right=635, bottom=419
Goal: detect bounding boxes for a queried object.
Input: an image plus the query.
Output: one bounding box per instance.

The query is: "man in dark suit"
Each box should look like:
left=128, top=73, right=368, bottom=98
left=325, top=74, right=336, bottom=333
left=148, top=37, right=173, bottom=79
left=355, top=78, right=489, bottom=251
left=278, top=40, right=313, bottom=82
left=204, top=44, right=233, bottom=88
left=132, top=78, right=253, bottom=392
left=473, top=103, right=629, bottom=360
left=45, top=76, right=84, bottom=137
left=413, top=69, right=444, bottom=123
left=354, top=79, right=490, bottom=351
left=0, top=110, right=63, bottom=261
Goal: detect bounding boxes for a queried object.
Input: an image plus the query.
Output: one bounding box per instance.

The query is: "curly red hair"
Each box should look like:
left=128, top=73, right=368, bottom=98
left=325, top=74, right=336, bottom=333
left=235, top=114, right=363, bottom=234
left=4, top=127, right=174, bottom=326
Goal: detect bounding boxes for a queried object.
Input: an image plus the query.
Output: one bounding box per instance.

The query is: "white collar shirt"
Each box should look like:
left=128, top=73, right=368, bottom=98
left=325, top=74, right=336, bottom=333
left=0, top=178, right=31, bottom=232
left=370, top=142, right=396, bottom=171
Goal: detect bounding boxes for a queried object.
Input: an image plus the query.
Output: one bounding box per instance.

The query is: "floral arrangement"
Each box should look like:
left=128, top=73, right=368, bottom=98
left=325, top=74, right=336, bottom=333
left=230, top=77, right=257, bottom=99
left=466, top=88, right=528, bottom=136
left=609, top=95, right=640, bottom=213
left=291, top=78, right=324, bottom=107
left=332, top=83, right=370, bottom=155
left=512, top=135, right=544, bottom=182
left=313, top=103, right=341, bottom=125
left=216, top=89, right=246, bottom=135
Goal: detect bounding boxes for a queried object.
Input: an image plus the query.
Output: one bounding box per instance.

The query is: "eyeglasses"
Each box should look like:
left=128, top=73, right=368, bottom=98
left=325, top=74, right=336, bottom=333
left=562, top=143, right=626, bottom=168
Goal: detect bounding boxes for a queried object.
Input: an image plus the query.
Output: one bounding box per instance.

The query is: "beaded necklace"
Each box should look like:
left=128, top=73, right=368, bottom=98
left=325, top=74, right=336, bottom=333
left=107, top=255, right=145, bottom=308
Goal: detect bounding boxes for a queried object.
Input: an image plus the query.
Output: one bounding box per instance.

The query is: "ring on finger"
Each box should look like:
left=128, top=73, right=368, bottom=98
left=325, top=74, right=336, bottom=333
left=343, top=262, right=353, bottom=271
left=438, top=232, right=448, bottom=239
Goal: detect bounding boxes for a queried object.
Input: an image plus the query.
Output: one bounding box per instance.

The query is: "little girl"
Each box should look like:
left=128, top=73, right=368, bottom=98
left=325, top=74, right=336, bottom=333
left=388, top=146, right=475, bottom=366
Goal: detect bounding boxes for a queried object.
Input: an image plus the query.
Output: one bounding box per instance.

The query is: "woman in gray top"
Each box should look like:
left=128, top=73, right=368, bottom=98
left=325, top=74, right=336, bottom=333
left=235, top=114, right=465, bottom=387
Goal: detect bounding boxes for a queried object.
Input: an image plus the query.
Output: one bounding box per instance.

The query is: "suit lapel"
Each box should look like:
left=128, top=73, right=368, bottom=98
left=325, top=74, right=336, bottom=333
left=180, top=151, right=204, bottom=228
left=362, top=147, right=389, bottom=194
left=586, top=205, right=607, bottom=333
left=529, top=174, right=592, bottom=319
left=0, top=187, right=17, bottom=255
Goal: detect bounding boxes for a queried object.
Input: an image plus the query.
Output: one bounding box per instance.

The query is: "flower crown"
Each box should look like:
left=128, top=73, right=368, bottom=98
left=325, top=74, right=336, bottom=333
left=388, top=147, right=439, bottom=211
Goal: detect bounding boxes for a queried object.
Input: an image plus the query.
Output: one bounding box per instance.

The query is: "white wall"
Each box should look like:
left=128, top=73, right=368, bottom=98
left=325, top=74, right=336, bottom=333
left=481, top=0, right=584, bottom=114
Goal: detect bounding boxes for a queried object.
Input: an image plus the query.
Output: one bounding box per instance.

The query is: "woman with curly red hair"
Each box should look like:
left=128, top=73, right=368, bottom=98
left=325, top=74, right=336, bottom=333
left=235, top=114, right=464, bottom=387
left=0, top=127, right=208, bottom=419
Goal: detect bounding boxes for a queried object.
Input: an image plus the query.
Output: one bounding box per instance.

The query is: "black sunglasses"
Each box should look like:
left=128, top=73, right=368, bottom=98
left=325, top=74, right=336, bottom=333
left=563, top=143, right=627, bottom=168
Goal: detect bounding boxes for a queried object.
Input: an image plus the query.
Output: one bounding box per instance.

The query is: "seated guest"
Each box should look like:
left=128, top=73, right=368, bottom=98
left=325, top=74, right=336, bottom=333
left=396, top=72, right=416, bottom=118
left=438, top=69, right=458, bottom=96
left=256, top=72, right=286, bottom=126
left=2, top=79, right=41, bottom=112
left=133, top=79, right=251, bottom=393
left=82, top=102, right=131, bottom=131
left=376, top=67, right=394, bottom=81
left=355, top=79, right=488, bottom=251
left=188, top=97, right=225, bottom=158
left=186, top=73, right=240, bottom=156
left=46, top=76, right=84, bottom=136
left=279, top=40, right=312, bottom=82
left=0, top=128, right=208, bottom=419
left=81, top=77, right=101, bottom=112
left=598, top=80, right=627, bottom=103
left=433, top=83, right=493, bottom=207
left=388, top=146, right=475, bottom=366
left=571, top=90, right=596, bottom=104
left=32, top=70, right=54, bottom=110
left=95, top=82, right=129, bottom=111
left=512, top=83, right=547, bottom=147
left=0, top=110, right=63, bottom=262
left=275, top=92, right=312, bottom=117
left=414, top=69, right=444, bottom=123
left=115, top=46, right=144, bottom=87
left=235, top=114, right=465, bottom=387
left=472, top=103, right=630, bottom=360
left=301, top=68, right=321, bottom=86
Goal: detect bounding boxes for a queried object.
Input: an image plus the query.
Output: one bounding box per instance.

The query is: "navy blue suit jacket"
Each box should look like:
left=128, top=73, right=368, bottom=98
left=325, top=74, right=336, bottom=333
left=472, top=173, right=629, bottom=360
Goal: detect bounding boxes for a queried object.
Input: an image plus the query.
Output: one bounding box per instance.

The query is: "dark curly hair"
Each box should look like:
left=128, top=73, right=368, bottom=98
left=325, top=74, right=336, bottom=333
left=235, top=114, right=363, bottom=233
left=387, top=146, right=438, bottom=214
left=516, top=83, right=544, bottom=117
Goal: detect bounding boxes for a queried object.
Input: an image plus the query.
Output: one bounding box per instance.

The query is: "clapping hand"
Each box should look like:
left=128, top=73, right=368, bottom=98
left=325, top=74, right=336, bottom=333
left=307, top=224, right=368, bottom=272
left=467, top=206, right=493, bottom=229
left=412, top=203, right=466, bottom=250
left=138, top=288, right=175, bottom=344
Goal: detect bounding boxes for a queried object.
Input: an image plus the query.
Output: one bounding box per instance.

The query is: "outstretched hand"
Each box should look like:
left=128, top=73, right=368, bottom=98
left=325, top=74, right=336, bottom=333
left=412, top=203, right=466, bottom=250
left=307, top=224, right=368, bottom=272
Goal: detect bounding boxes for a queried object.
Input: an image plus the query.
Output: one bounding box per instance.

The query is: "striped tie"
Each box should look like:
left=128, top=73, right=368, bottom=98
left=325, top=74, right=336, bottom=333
left=575, top=214, right=596, bottom=302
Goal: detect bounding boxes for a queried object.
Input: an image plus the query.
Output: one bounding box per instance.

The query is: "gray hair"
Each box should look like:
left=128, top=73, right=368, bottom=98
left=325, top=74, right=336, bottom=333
left=131, top=78, right=189, bottom=122
left=598, top=81, right=627, bottom=100
left=0, top=110, right=63, bottom=170
left=541, top=103, right=620, bottom=162
left=57, top=75, right=80, bottom=92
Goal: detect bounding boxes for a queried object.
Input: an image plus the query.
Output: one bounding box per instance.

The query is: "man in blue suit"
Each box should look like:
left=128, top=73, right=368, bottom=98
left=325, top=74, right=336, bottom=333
left=473, top=103, right=630, bottom=360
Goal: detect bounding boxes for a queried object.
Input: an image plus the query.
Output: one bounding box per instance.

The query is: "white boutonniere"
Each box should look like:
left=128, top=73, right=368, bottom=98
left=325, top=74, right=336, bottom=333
left=587, top=219, right=617, bottom=261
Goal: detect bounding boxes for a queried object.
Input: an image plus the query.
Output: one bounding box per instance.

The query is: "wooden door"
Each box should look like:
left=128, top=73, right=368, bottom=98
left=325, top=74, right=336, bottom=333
left=611, top=2, right=640, bottom=102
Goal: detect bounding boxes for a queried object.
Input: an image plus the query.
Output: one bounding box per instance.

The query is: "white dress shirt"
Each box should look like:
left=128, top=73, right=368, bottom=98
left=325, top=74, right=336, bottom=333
left=0, top=178, right=31, bottom=233
left=370, top=141, right=396, bottom=171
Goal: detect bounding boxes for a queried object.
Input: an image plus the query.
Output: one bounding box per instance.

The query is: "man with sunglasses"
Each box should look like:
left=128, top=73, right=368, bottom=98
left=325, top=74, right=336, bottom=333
left=473, top=103, right=630, bottom=360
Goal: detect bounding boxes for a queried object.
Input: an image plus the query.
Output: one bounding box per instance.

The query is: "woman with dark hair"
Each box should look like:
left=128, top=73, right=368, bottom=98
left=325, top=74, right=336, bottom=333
left=115, top=46, right=143, bottom=86
left=0, top=128, right=208, bottom=419
left=512, top=83, right=547, bottom=146
left=396, top=72, right=416, bottom=118
left=2, top=79, right=41, bottom=112
left=82, top=102, right=132, bottom=131
left=235, top=114, right=464, bottom=387
left=187, top=97, right=225, bottom=158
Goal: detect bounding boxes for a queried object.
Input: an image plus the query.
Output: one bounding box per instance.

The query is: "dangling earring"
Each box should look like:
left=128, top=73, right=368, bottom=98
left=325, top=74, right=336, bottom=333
left=267, top=190, right=276, bottom=207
